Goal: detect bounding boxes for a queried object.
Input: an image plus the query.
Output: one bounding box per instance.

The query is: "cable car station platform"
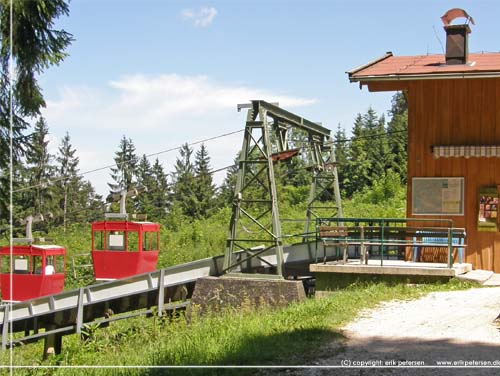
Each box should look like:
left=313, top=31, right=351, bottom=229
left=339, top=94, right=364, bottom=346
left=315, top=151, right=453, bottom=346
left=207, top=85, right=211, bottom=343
left=310, top=217, right=472, bottom=291
left=311, top=259, right=472, bottom=277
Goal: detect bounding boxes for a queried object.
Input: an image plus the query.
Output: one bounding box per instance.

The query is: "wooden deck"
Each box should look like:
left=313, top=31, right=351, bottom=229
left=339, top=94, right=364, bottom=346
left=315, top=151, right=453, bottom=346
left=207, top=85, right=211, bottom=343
left=310, top=259, right=472, bottom=277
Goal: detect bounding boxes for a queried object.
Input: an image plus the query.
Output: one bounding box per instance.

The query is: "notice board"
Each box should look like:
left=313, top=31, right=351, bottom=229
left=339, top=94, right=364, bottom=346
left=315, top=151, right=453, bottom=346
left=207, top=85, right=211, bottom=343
left=412, top=177, right=464, bottom=215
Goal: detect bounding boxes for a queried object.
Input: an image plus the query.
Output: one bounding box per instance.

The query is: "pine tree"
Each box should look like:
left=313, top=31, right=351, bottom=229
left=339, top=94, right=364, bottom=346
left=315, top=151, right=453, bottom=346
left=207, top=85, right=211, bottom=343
left=387, top=92, right=408, bottom=182
left=343, top=114, right=371, bottom=197
left=193, top=144, right=215, bottom=218
left=334, top=124, right=348, bottom=193
left=362, top=108, right=389, bottom=181
left=150, top=158, right=170, bottom=219
left=76, top=180, right=105, bottom=223
left=0, top=0, right=72, bottom=220
left=56, top=132, right=79, bottom=231
left=135, top=154, right=155, bottom=215
left=25, top=117, right=54, bottom=216
left=171, top=143, right=197, bottom=218
left=218, top=153, right=239, bottom=206
left=390, top=91, right=408, bottom=116
left=108, top=136, right=138, bottom=195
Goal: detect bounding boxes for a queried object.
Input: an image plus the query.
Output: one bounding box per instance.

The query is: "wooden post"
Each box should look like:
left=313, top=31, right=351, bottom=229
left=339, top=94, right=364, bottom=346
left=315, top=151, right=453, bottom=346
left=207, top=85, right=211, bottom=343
left=43, top=324, right=62, bottom=359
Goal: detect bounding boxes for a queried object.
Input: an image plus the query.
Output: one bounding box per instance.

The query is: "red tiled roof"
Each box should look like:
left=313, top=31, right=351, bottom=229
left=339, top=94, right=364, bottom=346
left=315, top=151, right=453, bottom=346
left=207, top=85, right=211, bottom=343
left=349, top=52, right=500, bottom=81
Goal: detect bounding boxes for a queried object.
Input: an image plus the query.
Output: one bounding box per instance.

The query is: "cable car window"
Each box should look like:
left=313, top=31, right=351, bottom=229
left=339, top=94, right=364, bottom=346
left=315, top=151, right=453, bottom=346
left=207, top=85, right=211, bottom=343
left=0, top=256, right=9, bottom=273
left=32, top=256, right=42, bottom=274
left=143, top=232, right=158, bottom=251
left=14, top=256, right=29, bottom=274
left=94, top=231, right=105, bottom=250
left=45, top=256, right=55, bottom=275
left=128, top=231, right=139, bottom=252
left=55, top=255, right=64, bottom=273
left=108, top=231, right=125, bottom=251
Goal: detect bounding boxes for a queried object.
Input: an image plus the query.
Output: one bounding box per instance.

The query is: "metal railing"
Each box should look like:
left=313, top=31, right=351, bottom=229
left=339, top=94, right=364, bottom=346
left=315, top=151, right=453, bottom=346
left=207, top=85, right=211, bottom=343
left=71, top=253, right=93, bottom=278
left=316, top=217, right=466, bottom=268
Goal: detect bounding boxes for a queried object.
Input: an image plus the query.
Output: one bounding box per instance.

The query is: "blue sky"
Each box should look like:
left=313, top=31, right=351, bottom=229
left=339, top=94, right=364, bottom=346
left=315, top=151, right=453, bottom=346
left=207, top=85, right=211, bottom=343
left=37, top=0, right=499, bottom=196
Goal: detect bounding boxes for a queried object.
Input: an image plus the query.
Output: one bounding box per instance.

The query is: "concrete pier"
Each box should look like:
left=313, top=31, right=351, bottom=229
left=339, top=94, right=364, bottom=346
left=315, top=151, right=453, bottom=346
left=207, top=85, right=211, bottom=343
left=190, top=276, right=306, bottom=314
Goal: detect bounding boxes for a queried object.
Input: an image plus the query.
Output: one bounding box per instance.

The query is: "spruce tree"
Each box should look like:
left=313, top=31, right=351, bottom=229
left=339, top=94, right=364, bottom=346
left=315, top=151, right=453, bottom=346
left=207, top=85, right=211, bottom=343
left=108, top=136, right=138, bottom=194
left=387, top=92, right=408, bottom=182
left=76, top=180, right=105, bottom=223
left=0, top=0, right=72, bottom=219
left=362, top=108, right=389, bottom=181
left=171, top=143, right=197, bottom=218
left=56, top=132, right=79, bottom=231
left=334, top=124, right=348, bottom=193
left=282, top=129, right=309, bottom=188
left=194, top=144, right=215, bottom=218
left=218, top=153, right=239, bottom=206
left=343, top=114, right=371, bottom=197
left=25, top=117, right=54, bottom=216
left=150, top=158, right=170, bottom=219
left=135, top=154, right=155, bottom=216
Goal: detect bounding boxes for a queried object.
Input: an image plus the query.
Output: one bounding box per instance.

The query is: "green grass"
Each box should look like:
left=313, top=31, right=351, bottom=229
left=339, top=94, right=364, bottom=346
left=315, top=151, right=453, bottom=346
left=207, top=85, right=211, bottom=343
left=0, top=279, right=475, bottom=375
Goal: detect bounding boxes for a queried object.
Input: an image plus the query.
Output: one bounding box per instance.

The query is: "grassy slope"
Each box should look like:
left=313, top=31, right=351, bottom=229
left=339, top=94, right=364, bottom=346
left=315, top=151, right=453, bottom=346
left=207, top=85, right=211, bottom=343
left=1, top=279, right=475, bottom=375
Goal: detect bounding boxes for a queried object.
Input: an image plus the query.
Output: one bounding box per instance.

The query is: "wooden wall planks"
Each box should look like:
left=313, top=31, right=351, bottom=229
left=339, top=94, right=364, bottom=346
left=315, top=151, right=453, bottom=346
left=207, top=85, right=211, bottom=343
left=407, top=78, right=500, bottom=272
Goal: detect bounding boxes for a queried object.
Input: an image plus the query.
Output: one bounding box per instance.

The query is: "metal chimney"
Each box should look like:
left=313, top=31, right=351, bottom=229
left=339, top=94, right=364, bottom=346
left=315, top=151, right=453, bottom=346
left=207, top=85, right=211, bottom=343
left=441, top=8, right=475, bottom=65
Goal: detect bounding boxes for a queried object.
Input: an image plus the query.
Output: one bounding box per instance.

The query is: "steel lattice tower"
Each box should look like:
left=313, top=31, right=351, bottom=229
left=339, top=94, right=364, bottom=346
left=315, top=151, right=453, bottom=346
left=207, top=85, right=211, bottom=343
left=223, top=100, right=342, bottom=278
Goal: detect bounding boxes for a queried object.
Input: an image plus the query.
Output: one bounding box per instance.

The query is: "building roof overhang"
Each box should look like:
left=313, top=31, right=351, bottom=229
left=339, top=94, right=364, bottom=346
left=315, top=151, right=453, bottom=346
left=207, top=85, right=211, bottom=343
left=347, top=52, right=500, bottom=92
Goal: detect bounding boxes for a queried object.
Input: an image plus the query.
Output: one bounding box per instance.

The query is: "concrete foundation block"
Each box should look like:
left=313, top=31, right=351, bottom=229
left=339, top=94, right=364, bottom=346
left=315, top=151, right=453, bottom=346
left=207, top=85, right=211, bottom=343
left=189, top=276, right=306, bottom=315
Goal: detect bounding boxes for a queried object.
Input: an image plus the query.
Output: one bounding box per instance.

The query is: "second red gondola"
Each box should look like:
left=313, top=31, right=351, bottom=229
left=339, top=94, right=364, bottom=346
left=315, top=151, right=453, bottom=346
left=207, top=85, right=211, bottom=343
left=91, top=220, right=160, bottom=280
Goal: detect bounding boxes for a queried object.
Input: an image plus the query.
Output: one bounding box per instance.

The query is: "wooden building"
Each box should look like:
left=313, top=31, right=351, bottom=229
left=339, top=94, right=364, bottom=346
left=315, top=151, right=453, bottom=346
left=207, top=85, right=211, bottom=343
left=347, top=10, right=500, bottom=272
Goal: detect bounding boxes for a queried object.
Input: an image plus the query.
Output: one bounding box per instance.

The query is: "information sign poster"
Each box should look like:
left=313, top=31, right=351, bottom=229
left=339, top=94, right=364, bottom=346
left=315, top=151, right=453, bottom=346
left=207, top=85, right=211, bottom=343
left=412, top=177, right=464, bottom=215
left=478, top=187, right=498, bottom=232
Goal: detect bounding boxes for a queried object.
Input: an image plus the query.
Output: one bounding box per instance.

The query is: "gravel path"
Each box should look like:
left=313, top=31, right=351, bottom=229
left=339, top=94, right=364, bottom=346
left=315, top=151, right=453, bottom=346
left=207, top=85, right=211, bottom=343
left=265, top=287, right=500, bottom=375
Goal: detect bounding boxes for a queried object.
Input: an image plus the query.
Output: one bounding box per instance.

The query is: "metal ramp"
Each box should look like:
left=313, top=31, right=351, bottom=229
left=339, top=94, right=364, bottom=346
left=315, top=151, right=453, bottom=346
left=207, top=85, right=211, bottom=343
left=0, top=241, right=318, bottom=352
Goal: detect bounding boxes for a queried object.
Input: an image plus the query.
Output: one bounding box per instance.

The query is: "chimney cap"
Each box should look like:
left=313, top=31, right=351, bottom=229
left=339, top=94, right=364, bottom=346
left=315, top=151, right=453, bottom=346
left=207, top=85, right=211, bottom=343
left=441, top=8, right=475, bottom=27
left=443, top=23, right=471, bottom=34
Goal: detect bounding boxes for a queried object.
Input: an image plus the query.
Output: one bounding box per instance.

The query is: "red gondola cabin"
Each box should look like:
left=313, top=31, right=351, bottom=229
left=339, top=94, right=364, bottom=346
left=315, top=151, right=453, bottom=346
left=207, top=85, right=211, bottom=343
left=0, top=244, right=66, bottom=302
left=91, top=220, right=160, bottom=280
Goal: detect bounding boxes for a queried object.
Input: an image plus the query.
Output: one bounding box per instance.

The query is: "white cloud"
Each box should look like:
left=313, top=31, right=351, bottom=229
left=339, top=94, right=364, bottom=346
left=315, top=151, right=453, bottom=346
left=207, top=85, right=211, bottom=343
left=46, top=74, right=316, bottom=131
left=181, top=6, right=217, bottom=27
left=42, top=74, right=316, bottom=196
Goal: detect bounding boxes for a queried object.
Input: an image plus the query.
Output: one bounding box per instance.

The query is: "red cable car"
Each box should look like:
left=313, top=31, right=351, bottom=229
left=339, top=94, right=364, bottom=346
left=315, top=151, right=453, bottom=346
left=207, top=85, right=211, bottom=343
left=91, top=219, right=160, bottom=280
left=0, top=243, right=65, bottom=303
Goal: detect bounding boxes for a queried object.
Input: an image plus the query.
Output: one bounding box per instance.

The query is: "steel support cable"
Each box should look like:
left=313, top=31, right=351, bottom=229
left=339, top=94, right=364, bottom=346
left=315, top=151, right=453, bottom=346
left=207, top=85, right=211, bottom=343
left=3, top=162, right=240, bottom=230
left=288, top=128, right=408, bottom=145
left=277, top=132, right=407, bottom=170
left=12, top=129, right=244, bottom=193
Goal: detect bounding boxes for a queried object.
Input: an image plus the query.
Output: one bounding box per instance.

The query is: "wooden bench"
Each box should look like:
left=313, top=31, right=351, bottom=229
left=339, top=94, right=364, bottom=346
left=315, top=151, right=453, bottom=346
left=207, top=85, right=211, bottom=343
left=318, top=226, right=349, bottom=263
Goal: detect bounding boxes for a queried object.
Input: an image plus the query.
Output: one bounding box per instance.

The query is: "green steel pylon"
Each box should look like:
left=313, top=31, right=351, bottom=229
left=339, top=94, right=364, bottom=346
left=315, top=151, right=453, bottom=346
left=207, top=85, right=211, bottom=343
left=223, top=100, right=342, bottom=278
